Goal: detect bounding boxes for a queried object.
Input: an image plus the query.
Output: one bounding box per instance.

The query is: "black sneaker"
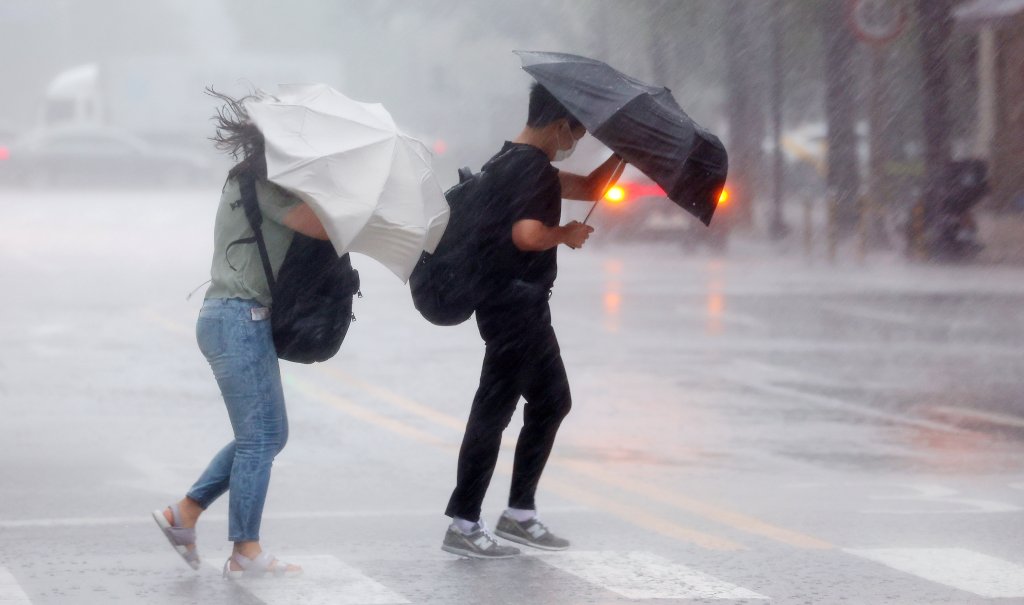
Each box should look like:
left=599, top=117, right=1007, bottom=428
left=441, top=521, right=521, bottom=559
left=494, top=514, right=570, bottom=551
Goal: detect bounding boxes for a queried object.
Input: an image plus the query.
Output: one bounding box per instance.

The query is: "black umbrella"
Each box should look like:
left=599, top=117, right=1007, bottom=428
left=515, top=50, right=728, bottom=226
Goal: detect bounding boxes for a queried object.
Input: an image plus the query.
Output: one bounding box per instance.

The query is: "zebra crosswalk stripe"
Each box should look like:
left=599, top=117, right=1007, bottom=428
left=533, top=551, right=768, bottom=600
left=0, top=566, right=32, bottom=604
left=845, top=547, right=1024, bottom=598
left=210, top=555, right=410, bottom=605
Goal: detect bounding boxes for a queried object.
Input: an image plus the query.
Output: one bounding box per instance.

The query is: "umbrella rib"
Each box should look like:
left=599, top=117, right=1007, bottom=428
left=261, top=104, right=398, bottom=137
left=270, top=135, right=397, bottom=176
left=359, top=137, right=400, bottom=212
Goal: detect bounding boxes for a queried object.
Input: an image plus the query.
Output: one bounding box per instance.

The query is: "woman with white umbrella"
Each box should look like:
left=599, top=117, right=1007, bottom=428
left=152, top=91, right=328, bottom=578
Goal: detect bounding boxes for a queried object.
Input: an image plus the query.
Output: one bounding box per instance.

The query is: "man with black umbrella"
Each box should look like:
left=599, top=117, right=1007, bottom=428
left=441, top=83, right=624, bottom=559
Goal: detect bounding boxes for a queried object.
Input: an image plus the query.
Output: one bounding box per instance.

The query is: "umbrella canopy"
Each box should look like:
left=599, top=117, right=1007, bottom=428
left=515, top=50, right=728, bottom=226
left=245, top=83, right=449, bottom=282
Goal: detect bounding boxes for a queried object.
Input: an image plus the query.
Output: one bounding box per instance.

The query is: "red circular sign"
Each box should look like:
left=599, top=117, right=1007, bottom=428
left=846, top=0, right=908, bottom=45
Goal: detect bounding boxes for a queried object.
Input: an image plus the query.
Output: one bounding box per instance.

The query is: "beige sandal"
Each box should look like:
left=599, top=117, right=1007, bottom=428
left=222, top=551, right=302, bottom=579
left=151, top=504, right=200, bottom=570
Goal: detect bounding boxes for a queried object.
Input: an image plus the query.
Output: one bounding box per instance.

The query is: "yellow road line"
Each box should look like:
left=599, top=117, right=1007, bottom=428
left=558, top=459, right=833, bottom=550
left=295, top=371, right=741, bottom=550
left=288, top=375, right=453, bottom=450
left=547, top=481, right=747, bottom=551
left=320, top=366, right=466, bottom=432
left=313, top=364, right=834, bottom=550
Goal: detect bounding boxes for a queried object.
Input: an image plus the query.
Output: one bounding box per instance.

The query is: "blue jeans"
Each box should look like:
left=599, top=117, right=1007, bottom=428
left=186, top=298, right=288, bottom=542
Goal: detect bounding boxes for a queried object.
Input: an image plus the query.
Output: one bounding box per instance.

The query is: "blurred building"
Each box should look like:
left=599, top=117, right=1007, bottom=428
left=956, top=0, right=1024, bottom=213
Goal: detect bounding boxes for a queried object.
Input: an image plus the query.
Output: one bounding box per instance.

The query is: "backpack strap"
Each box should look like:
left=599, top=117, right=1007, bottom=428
left=227, top=173, right=277, bottom=291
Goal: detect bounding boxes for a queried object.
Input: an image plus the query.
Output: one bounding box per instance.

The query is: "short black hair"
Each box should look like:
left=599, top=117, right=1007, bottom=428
left=527, top=82, right=583, bottom=130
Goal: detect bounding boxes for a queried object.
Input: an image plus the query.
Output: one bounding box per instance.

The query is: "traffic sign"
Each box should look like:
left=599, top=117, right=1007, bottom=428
left=846, top=0, right=908, bottom=45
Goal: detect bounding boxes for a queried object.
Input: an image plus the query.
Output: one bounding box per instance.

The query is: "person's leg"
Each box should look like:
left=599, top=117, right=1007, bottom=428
left=185, top=442, right=235, bottom=511
left=508, top=320, right=571, bottom=512
left=492, top=309, right=573, bottom=551
left=223, top=308, right=289, bottom=545
left=185, top=299, right=295, bottom=572
left=441, top=327, right=527, bottom=559
left=159, top=442, right=233, bottom=535
left=445, top=316, right=529, bottom=523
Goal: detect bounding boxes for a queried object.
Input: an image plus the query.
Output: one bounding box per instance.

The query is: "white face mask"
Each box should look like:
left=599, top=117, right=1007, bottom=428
left=554, top=126, right=579, bottom=162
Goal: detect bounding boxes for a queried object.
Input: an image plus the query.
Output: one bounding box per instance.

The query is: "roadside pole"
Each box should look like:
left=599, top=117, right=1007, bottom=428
left=861, top=46, right=887, bottom=264
left=769, top=0, right=788, bottom=240
left=847, top=0, right=907, bottom=262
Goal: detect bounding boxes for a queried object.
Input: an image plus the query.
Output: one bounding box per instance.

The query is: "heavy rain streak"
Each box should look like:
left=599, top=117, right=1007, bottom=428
left=2, top=1, right=1023, bottom=604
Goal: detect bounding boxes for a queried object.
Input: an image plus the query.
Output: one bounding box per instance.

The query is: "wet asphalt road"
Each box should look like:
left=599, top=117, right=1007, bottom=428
left=1, top=190, right=1023, bottom=604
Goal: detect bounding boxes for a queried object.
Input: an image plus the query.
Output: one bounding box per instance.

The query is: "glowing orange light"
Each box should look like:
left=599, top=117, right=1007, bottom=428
left=717, top=187, right=729, bottom=206
left=605, top=185, right=626, bottom=204
left=604, top=291, right=621, bottom=314
left=0, top=147, right=8, bottom=161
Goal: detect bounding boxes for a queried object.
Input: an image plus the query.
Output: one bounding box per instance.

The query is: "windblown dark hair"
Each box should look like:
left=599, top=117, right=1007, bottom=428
left=527, top=82, right=582, bottom=130
left=206, top=87, right=267, bottom=181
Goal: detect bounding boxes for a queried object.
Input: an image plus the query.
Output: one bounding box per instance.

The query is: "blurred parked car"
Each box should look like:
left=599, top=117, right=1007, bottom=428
left=586, top=163, right=731, bottom=250
left=563, top=139, right=728, bottom=247
left=589, top=164, right=685, bottom=240
left=0, top=125, right=216, bottom=188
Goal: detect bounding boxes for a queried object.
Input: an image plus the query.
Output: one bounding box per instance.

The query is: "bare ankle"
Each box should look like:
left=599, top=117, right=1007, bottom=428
left=176, top=497, right=203, bottom=525
left=234, top=541, right=261, bottom=559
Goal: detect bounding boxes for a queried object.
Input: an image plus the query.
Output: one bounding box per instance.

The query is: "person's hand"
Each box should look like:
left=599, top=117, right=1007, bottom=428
left=563, top=221, right=595, bottom=249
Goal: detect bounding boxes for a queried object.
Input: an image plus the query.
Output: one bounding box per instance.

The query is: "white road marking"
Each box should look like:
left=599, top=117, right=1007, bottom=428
left=106, top=453, right=202, bottom=496
left=535, top=551, right=768, bottom=600
left=0, top=505, right=589, bottom=529
left=0, top=566, right=32, bottom=604
left=819, top=303, right=924, bottom=327
left=928, top=405, right=1024, bottom=430
left=845, top=547, right=1024, bottom=598
left=862, top=484, right=1020, bottom=514
left=29, top=323, right=70, bottom=337
left=730, top=358, right=852, bottom=389
left=671, top=305, right=770, bottom=329
left=211, top=555, right=409, bottom=605
left=715, top=366, right=968, bottom=435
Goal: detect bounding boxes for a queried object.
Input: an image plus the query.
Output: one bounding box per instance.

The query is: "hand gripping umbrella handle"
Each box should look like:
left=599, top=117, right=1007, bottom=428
left=583, top=157, right=627, bottom=226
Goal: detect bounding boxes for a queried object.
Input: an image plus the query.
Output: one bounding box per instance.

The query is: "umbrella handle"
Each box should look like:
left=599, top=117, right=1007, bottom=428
left=583, top=157, right=626, bottom=226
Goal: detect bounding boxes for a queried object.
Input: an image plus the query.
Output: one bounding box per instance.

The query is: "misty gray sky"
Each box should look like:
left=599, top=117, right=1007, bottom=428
left=1, top=0, right=734, bottom=171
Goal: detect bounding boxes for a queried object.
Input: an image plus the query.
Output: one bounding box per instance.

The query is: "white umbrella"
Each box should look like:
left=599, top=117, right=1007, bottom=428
left=245, top=83, right=449, bottom=282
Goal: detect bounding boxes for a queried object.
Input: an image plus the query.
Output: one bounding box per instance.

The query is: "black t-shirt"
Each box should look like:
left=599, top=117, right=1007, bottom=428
left=479, top=141, right=562, bottom=296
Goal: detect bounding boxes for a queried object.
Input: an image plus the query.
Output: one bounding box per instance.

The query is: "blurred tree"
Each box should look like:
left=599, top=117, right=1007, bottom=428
left=822, top=0, right=861, bottom=237
left=780, top=0, right=827, bottom=124
left=722, top=0, right=768, bottom=227
left=642, top=0, right=726, bottom=123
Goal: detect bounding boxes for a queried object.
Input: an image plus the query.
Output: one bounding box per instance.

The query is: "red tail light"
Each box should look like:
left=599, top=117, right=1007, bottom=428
left=604, top=182, right=666, bottom=206
left=0, top=147, right=9, bottom=161
left=604, top=185, right=626, bottom=204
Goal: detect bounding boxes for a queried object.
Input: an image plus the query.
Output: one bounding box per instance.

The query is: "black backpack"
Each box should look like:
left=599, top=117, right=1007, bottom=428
left=409, top=165, right=494, bottom=326
left=231, top=174, right=361, bottom=363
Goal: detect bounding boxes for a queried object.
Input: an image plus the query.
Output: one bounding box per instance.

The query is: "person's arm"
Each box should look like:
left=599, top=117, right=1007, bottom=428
left=558, top=153, right=626, bottom=201
left=282, top=202, right=329, bottom=240
left=512, top=219, right=594, bottom=251
left=257, top=180, right=330, bottom=240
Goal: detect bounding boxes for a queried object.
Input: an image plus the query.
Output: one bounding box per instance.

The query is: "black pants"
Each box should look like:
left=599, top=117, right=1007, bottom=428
left=445, top=298, right=572, bottom=521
